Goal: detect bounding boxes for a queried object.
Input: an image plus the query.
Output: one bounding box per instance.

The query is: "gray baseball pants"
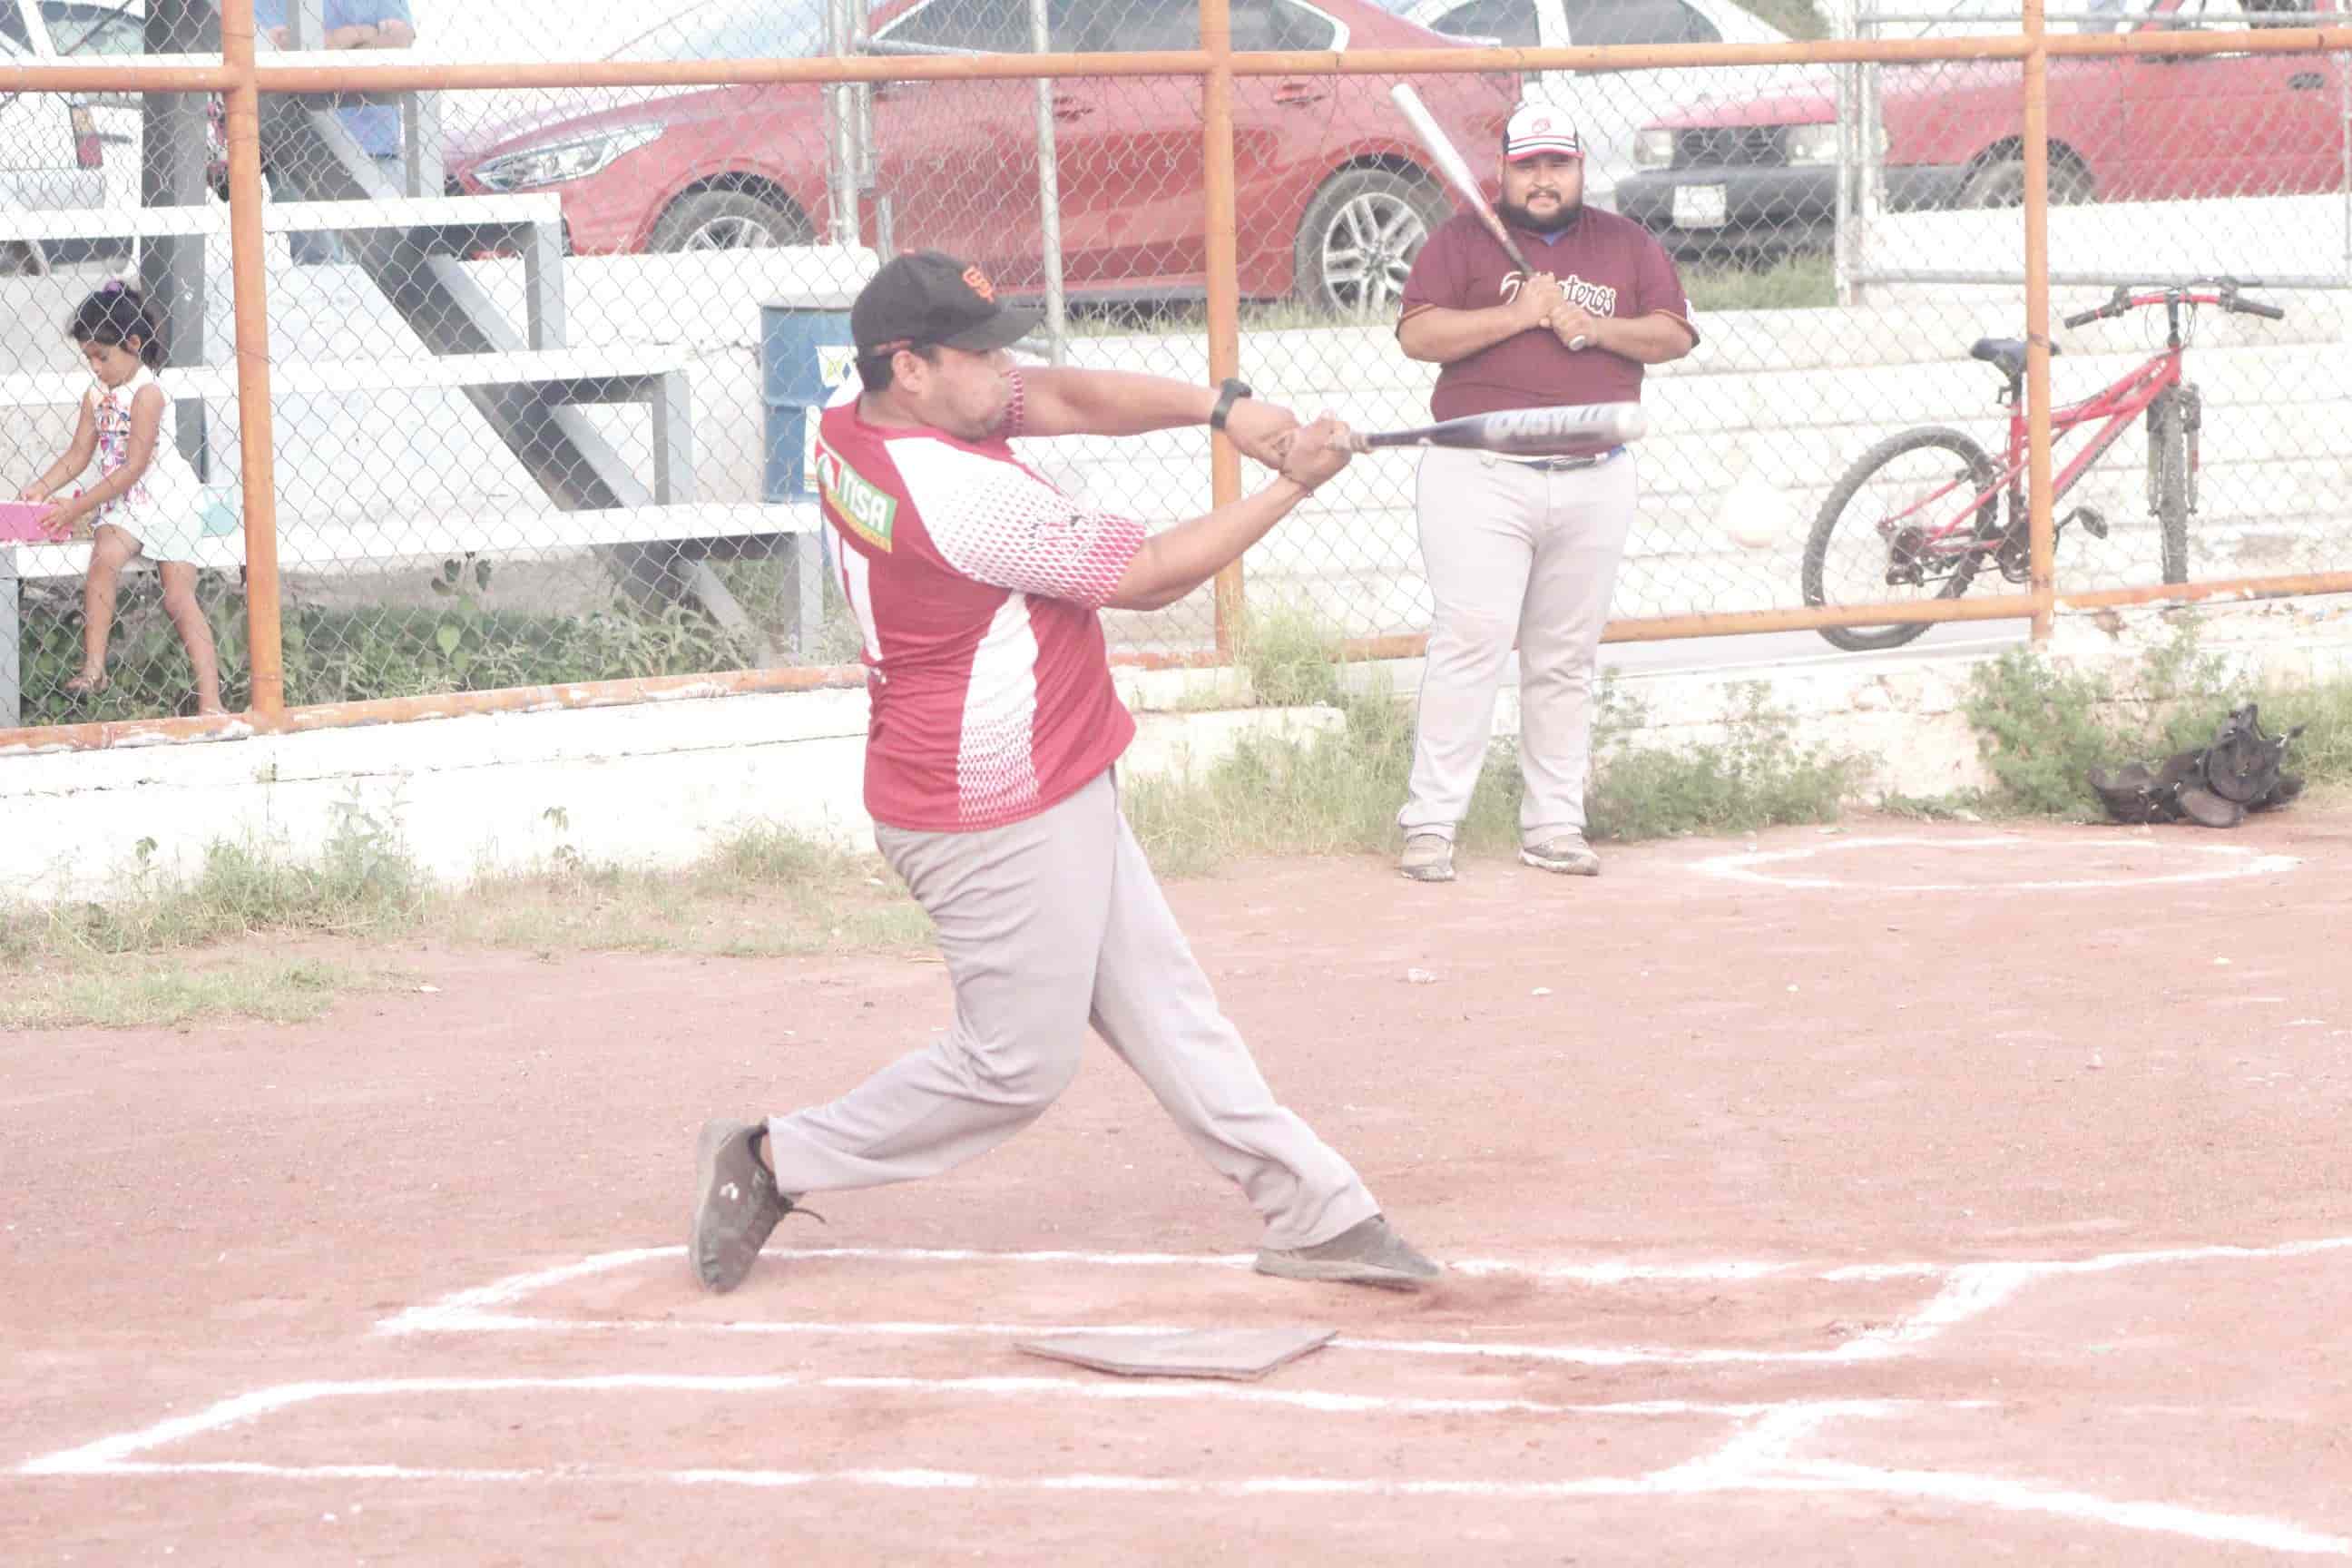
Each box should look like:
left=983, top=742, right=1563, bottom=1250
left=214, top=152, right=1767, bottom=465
left=761, top=769, right=1378, bottom=1252
left=1398, top=445, right=1637, bottom=844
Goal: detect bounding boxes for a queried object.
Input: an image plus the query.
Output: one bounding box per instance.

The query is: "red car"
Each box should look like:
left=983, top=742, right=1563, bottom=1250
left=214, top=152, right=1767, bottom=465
left=448, top=0, right=1518, bottom=311
left=1616, top=0, right=2345, bottom=255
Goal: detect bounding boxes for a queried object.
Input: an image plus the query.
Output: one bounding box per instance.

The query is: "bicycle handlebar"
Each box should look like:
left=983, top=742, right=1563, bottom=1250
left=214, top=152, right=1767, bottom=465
left=2063, top=283, right=2287, bottom=329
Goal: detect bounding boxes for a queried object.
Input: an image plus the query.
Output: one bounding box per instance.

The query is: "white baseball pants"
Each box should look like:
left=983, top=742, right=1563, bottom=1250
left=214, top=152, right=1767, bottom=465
left=1398, top=445, right=1637, bottom=844
left=761, top=769, right=1379, bottom=1252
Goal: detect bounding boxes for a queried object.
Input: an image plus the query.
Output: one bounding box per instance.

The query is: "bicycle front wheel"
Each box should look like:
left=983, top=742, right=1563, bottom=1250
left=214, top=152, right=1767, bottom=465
left=1803, top=426, right=2004, bottom=652
left=2150, top=388, right=2190, bottom=585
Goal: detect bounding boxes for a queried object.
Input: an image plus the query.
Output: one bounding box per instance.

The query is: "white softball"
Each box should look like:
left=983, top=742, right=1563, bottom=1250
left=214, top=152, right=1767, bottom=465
left=1718, top=470, right=1798, bottom=551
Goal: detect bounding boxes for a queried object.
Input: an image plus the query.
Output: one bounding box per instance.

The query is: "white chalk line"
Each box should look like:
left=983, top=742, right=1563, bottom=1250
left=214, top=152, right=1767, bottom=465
left=374, top=1245, right=1923, bottom=1338
left=1690, top=834, right=2301, bottom=893
left=21, top=1389, right=2344, bottom=1555
left=375, top=1236, right=2352, bottom=1377
left=377, top=1308, right=1900, bottom=1367
left=20, top=1373, right=1858, bottom=1475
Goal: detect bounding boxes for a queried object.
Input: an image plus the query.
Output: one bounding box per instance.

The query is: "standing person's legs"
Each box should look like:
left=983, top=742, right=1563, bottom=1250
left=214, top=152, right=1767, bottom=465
left=156, top=562, right=224, bottom=715
left=1514, top=454, right=1637, bottom=863
left=1086, top=798, right=1393, bottom=1257
left=1397, top=449, right=1546, bottom=868
left=691, top=773, right=1119, bottom=1291
left=70, top=525, right=139, bottom=694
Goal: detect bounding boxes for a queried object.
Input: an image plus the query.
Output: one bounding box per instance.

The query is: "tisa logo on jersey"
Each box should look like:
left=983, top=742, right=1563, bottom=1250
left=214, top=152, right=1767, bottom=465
left=812, top=442, right=897, bottom=551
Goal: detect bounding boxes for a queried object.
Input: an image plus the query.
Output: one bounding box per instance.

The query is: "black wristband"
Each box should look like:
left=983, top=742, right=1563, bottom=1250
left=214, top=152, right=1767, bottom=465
left=1209, top=377, right=1252, bottom=432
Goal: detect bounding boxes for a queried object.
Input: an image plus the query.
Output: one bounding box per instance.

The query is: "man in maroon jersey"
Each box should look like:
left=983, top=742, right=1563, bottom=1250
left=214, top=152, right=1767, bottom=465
left=690, top=250, right=1441, bottom=1296
left=1394, top=103, right=1699, bottom=884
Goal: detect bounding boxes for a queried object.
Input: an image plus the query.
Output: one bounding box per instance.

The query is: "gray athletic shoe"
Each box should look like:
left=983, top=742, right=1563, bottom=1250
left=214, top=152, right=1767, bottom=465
left=1255, top=1215, right=1443, bottom=1291
left=1399, top=834, right=1455, bottom=883
left=1521, top=832, right=1601, bottom=877
left=690, top=1119, right=818, bottom=1294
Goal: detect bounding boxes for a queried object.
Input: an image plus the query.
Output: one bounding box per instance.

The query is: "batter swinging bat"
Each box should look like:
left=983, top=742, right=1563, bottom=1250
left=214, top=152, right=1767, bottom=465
left=1388, top=83, right=1589, bottom=350
left=1341, top=400, right=1647, bottom=456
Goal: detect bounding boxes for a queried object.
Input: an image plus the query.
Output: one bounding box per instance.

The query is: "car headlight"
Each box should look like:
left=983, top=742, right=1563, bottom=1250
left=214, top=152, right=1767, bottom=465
left=1633, top=128, right=1676, bottom=169
left=1782, top=123, right=1840, bottom=165
left=472, top=123, right=664, bottom=191
left=1782, top=122, right=1889, bottom=165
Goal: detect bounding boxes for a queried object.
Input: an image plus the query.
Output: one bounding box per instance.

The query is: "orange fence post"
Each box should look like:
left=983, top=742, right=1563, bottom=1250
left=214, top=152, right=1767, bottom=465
left=1200, top=0, right=1245, bottom=658
left=2021, top=0, right=2056, bottom=643
left=219, top=0, right=287, bottom=720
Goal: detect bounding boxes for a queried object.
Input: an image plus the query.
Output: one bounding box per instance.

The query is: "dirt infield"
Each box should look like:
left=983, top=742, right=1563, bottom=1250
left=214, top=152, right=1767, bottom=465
left=7, top=809, right=2351, bottom=1564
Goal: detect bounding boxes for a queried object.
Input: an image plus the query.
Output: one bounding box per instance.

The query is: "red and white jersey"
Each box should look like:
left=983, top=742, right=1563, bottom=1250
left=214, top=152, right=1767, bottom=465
left=814, top=371, right=1146, bottom=833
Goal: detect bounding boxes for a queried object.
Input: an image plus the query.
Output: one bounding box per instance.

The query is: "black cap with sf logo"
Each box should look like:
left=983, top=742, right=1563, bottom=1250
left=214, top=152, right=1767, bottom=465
left=851, top=250, right=1041, bottom=358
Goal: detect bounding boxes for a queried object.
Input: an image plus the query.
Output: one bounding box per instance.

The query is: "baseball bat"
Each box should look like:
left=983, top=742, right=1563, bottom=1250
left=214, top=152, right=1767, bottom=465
left=1388, top=83, right=1532, bottom=279
left=1341, top=401, right=1647, bottom=457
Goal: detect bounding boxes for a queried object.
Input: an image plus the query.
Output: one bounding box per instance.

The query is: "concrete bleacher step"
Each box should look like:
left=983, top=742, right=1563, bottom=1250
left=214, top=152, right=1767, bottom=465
left=2, top=502, right=821, bottom=580
left=0, top=347, right=693, bottom=409
left=0, top=193, right=562, bottom=243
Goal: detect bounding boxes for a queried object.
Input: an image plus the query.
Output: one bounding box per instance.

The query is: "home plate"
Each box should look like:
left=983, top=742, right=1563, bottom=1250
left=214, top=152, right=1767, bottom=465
left=1015, top=1326, right=1338, bottom=1380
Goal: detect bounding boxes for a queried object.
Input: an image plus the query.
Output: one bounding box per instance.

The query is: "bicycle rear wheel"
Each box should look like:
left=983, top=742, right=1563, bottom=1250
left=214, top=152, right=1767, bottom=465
left=1802, top=426, right=2004, bottom=652
left=2149, top=388, right=2191, bottom=585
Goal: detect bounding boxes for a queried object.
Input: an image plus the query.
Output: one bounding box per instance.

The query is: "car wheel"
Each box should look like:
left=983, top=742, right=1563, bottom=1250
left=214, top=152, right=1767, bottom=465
left=648, top=190, right=811, bottom=253
left=1292, top=168, right=1451, bottom=317
left=1960, top=155, right=2093, bottom=209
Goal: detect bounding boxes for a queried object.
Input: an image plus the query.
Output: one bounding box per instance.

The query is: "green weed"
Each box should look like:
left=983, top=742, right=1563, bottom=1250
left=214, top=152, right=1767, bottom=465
left=1681, top=252, right=1836, bottom=311
left=1959, top=623, right=2352, bottom=816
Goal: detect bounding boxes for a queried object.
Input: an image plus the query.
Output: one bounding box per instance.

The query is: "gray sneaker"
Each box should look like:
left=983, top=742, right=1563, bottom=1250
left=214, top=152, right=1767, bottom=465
left=690, top=1119, right=818, bottom=1294
left=1399, top=834, right=1455, bottom=883
left=1254, top=1215, right=1443, bottom=1291
left=1521, top=832, right=1601, bottom=876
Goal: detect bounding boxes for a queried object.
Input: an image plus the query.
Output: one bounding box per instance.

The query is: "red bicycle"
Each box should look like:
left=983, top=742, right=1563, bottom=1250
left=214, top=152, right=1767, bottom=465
left=1800, top=280, right=2287, bottom=652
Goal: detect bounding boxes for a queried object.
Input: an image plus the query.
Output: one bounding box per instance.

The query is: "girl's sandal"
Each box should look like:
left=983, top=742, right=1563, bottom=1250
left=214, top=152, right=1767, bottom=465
left=62, top=671, right=109, bottom=698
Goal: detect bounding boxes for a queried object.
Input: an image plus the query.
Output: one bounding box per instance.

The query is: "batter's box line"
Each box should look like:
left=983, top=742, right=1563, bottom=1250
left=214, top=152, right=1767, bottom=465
left=372, top=1234, right=2352, bottom=1371
left=1691, top=834, right=2300, bottom=893
left=17, top=1386, right=2345, bottom=1556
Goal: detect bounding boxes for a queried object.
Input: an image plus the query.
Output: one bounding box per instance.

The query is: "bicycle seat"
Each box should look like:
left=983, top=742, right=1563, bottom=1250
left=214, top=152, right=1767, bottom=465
left=1969, top=337, right=2061, bottom=379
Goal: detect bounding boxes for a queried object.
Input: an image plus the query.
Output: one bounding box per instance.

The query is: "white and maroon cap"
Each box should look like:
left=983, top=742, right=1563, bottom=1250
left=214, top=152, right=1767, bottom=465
left=1503, top=103, right=1583, bottom=162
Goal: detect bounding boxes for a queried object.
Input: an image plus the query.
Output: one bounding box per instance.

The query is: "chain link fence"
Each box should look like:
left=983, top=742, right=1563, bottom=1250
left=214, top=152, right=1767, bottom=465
left=1, top=0, right=2346, bottom=733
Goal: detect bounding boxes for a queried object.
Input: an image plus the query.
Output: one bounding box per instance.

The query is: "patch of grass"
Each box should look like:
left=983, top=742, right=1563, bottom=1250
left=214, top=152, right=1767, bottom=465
left=1682, top=252, right=1836, bottom=312
left=714, top=559, right=870, bottom=668
left=5, top=795, right=426, bottom=963
left=1, top=816, right=928, bottom=1028
left=1045, top=248, right=1836, bottom=344
left=1585, top=681, right=1862, bottom=841
left=440, top=822, right=933, bottom=961
left=1234, top=604, right=1348, bottom=710
left=1126, top=651, right=1864, bottom=874
left=1874, top=790, right=1992, bottom=821
left=1054, top=298, right=1375, bottom=339
left=1126, top=664, right=1521, bottom=877
left=15, top=568, right=763, bottom=725
left=0, top=956, right=408, bottom=1031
